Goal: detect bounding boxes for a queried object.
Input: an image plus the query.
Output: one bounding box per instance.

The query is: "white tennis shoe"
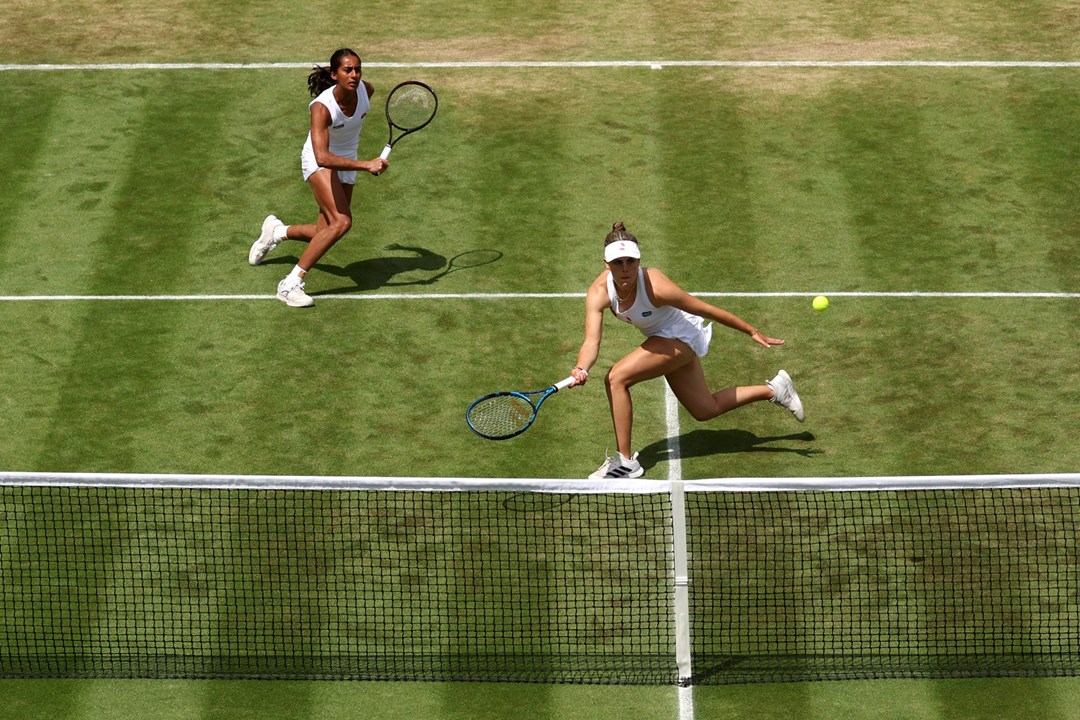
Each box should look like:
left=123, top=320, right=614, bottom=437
left=276, top=276, right=314, bottom=308
left=767, top=369, right=805, bottom=422
left=589, top=452, right=644, bottom=479
left=249, top=215, right=284, bottom=266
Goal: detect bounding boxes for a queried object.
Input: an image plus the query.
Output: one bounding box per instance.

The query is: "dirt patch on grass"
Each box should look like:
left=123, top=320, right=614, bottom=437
left=3, top=0, right=1077, bottom=64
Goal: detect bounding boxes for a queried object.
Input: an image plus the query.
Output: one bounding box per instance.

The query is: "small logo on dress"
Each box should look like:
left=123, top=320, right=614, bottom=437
left=332, top=123, right=345, bottom=129
left=642, top=311, right=653, bottom=317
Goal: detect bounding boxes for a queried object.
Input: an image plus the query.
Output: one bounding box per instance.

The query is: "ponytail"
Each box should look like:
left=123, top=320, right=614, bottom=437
left=307, top=65, right=334, bottom=97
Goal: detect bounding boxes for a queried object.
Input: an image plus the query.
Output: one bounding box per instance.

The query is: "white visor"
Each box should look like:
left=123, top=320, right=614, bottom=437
left=604, top=240, right=641, bottom=263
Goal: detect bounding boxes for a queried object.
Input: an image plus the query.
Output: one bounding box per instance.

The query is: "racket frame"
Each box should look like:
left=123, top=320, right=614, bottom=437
left=466, top=376, right=575, bottom=440
left=378, top=80, right=438, bottom=162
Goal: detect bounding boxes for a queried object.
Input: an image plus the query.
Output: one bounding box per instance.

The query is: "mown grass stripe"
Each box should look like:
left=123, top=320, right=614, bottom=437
left=35, top=75, right=236, bottom=471
left=2, top=291, right=1077, bottom=300
left=3, top=61, right=1080, bottom=72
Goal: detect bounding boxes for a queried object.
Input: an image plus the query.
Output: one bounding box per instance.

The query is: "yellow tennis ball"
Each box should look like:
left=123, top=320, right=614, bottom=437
left=812, top=295, right=830, bottom=311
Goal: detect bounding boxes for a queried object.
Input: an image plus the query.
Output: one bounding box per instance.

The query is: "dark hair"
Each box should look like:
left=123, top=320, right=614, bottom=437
left=604, top=221, right=638, bottom=247
left=307, top=48, right=361, bottom=97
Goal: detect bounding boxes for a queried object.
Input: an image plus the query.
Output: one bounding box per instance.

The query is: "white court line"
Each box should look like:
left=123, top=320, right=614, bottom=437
left=0, top=291, right=1076, bottom=302
left=665, top=385, right=683, bottom=483
left=2, top=60, right=1080, bottom=72
left=678, top=685, right=695, bottom=720
left=666, top=388, right=691, bottom=713
left=667, top=384, right=692, bottom=712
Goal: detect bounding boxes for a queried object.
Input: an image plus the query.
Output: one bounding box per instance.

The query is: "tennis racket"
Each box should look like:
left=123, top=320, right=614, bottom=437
left=466, top=376, right=576, bottom=440
left=374, top=81, right=438, bottom=175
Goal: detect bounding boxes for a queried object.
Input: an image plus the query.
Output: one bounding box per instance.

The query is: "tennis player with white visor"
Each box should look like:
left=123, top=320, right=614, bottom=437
left=569, top=222, right=805, bottom=479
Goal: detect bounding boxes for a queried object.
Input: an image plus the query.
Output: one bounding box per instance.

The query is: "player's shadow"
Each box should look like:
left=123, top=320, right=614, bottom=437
left=261, top=244, right=504, bottom=293
left=312, top=243, right=450, bottom=293
left=637, top=429, right=819, bottom=470
left=259, top=243, right=447, bottom=291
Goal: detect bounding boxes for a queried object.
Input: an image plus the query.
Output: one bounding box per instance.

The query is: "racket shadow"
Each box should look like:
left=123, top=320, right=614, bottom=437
left=637, top=428, right=819, bottom=470
left=308, top=246, right=503, bottom=294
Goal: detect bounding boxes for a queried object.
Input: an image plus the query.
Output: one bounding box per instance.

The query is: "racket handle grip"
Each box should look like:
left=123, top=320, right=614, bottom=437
left=373, top=145, right=392, bottom=176
left=554, top=376, right=576, bottom=391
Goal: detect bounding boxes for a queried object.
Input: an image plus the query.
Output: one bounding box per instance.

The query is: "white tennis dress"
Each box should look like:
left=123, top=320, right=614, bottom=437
left=606, top=267, right=714, bottom=357
left=300, top=85, right=371, bottom=184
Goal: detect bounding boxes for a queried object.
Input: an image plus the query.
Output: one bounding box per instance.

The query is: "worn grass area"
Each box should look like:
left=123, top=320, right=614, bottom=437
left=2, top=0, right=1079, bottom=63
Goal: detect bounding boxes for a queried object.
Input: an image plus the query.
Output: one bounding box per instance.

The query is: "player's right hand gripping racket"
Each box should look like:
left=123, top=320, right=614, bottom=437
left=466, top=377, right=575, bottom=440
left=374, top=81, right=438, bottom=175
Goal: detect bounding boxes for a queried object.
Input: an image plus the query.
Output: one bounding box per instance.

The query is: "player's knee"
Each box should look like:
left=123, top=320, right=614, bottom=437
left=687, top=405, right=715, bottom=422
left=604, top=367, right=625, bottom=391
left=333, top=215, right=353, bottom=237
left=324, top=213, right=351, bottom=238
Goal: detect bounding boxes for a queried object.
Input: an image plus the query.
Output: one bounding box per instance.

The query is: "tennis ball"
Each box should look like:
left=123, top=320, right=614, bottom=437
left=812, top=295, right=830, bottom=311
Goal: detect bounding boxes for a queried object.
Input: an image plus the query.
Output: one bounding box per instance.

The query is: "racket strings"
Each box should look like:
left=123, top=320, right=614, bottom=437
left=388, top=85, right=437, bottom=130
left=468, top=395, right=535, bottom=438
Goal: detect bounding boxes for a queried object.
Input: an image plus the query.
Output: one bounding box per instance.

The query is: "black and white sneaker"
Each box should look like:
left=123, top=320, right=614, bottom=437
left=589, top=452, right=644, bottom=479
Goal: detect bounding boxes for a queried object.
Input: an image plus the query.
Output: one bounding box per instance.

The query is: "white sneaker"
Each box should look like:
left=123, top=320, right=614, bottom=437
left=767, top=369, right=805, bottom=422
left=276, top=276, right=314, bottom=307
left=249, top=215, right=284, bottom=266
left=588, top=452, right=644, bottom=479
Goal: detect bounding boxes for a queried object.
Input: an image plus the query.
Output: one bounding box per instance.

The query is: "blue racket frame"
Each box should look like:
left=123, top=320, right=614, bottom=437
left=466, top=376, right=575, bottom=440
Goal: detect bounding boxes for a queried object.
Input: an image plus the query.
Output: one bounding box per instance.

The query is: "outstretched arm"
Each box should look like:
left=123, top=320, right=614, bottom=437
left=570, top=274, right=611, bottom=385
left=646, top=268, right=784, bottom=347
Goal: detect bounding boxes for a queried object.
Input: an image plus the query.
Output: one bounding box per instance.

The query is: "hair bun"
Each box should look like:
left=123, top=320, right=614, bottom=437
left=612, top=221, right=626, bottom=232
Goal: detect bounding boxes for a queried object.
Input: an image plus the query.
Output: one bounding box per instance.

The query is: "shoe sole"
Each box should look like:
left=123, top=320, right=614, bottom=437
left=277, top=293, right=314, bottom=308
left=249, top=216, right=280, bottom=266
left=589, top=466, right=645, bottom=479
left=776, top=369, right=805, bottom=422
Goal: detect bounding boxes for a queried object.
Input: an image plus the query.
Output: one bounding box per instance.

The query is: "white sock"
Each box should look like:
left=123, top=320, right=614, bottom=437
left=287, top=265, right=306, bottom=281
left=272, top=224, right=288, bottom=241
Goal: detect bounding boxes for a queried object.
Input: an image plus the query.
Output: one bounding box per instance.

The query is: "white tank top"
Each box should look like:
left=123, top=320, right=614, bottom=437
left=607, top=268, right=713, bottom=357
left=302, top=85, right=370, bottom=161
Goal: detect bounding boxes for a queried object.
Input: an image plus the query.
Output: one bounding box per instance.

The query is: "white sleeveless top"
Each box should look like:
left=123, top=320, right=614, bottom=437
left=300, top=86, right=370, bottom=175
left=607, top=268, right=713, bottom=357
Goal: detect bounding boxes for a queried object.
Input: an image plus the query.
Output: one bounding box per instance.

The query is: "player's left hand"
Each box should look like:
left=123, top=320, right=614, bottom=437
left=751, top=331, right=783, bottom=347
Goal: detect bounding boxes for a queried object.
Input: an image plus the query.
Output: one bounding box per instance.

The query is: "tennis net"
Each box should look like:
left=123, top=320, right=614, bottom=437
left=1, top=472, right=1079, bottom=685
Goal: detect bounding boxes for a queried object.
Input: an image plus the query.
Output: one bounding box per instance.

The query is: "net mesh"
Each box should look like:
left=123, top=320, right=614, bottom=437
left=0, top=484, right=674, bottom=683
left=2, top=476, right=1080, bottom=684
left=687, top=487, right=1080, bottom=683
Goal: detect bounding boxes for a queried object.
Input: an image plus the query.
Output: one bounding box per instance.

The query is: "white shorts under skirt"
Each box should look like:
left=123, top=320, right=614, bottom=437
left=301, top=148, right=357, bottom=185
left=652, top=317, right=713, bottom=358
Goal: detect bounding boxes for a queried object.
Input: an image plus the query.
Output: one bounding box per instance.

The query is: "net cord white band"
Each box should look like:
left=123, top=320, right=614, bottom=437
left=0, top=471, right=1078, bottom=492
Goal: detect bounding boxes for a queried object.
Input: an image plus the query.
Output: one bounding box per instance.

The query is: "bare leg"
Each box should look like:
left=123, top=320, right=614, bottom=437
left=664, top=359, right=774, bottom=421
left=293, top=171, right=354, bottom=271
left=604, top=337, right=697, bottom=458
